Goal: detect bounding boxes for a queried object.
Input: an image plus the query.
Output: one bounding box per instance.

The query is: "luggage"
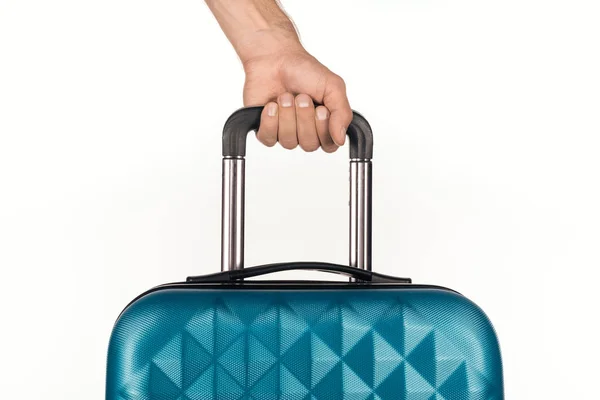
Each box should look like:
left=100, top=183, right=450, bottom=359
left=106, top=107, right=504, bottom=399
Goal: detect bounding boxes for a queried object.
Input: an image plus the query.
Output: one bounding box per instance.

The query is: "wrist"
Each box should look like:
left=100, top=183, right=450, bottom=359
left=236, top=27, right=304, bottom=68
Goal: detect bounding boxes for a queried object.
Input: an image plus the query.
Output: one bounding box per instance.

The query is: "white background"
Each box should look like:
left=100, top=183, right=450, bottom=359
left=1, top=0, right=599, bottom=398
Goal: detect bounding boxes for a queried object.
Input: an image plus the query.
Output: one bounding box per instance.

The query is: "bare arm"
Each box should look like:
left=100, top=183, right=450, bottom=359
left=205, top=0, right=352, bottom=151
left=205, top=0, right=299, bottom=64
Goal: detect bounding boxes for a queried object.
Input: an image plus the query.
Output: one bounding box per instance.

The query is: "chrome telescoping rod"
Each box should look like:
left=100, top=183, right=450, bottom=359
left=349, top=160, right=372, bottom=271
left=221, top=156, right=373, bottom=273
left=221, top=157, right=245, bottom=271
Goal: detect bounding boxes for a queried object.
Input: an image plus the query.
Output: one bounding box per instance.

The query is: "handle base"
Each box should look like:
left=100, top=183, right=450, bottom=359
left=188, top=262, right=411, bottom=284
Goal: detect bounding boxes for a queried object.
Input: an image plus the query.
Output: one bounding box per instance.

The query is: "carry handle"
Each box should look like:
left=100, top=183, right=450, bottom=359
left=188, top=262, right=410, bottom=284
left=222, top=106, right=373, bottom=159
left=221, top=106, right=373, bottom=273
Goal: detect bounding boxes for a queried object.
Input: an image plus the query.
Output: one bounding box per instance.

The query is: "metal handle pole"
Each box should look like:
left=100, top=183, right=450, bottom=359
left=221, top=157, right=245, bottom=271
left=350, top=160, right=372, bottom=271
left=221, top=157, right=372, bottom=272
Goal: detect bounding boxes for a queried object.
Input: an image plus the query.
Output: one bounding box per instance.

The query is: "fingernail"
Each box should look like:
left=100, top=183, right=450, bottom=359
left=267, top=103, right=277, bottom=117
left=296, top=95, right=310, bottom=108
left=316, top=107, right=329, bottom=120
left=280, top=93, right=293, bottom=107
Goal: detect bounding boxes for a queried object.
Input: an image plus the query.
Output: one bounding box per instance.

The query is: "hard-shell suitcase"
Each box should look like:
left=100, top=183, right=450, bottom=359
left=106, top=107, right=504, bottom=399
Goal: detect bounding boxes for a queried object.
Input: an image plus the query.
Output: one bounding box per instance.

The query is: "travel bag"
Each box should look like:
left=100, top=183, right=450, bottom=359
left=106, top=107, right=504, bottom=399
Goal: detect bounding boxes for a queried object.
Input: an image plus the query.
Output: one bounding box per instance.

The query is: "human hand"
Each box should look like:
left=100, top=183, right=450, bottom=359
left=241, top=36, right=352, bottom=152
left=205, top=0, right=352, bottom=151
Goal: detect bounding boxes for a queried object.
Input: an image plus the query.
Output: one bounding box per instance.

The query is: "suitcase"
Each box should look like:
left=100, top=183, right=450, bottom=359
left=106, top=107, right=504, bottom=399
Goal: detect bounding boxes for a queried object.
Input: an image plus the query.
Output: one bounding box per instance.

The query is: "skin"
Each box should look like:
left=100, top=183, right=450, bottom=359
left=205, top=0, right=353, bottom=152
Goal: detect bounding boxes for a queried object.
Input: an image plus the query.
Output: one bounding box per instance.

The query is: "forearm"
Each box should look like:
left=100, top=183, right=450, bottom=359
left=205, top=0, right=302, bottom=65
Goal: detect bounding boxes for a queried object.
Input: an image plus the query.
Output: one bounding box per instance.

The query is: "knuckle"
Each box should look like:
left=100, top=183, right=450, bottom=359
left=335, top=107, right=353, bottom=126
left=300, top=140, right=320, bottom=152
left=278, top=133, right=298, bottom=150
left=322, top=144, right=339, bottom=154
left=281, top=141, right=298, bottom=150
left=332, top=74, right=346, bottom=90
left=343, top=110, right=353, bottom=124
left=257, top=133, right=277, bottom=147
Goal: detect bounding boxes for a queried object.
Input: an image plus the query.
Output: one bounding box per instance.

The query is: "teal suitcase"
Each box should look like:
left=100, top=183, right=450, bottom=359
left=106, top=108, right=504, bottom=399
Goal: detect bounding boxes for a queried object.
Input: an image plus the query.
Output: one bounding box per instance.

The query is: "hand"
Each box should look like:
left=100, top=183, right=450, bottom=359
left=242, top=38, right=352, bottom=153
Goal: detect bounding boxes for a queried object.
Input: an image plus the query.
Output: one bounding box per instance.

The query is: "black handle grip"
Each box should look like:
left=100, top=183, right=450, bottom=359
left=187, top=262, right=411, bottom=284
left=222, top=106, right=374, bottom=159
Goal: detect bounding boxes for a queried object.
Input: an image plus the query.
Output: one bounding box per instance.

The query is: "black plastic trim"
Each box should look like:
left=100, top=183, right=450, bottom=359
left=222, top=106, right=373, bottom=159
left=187, top=262, right=411, bottom=284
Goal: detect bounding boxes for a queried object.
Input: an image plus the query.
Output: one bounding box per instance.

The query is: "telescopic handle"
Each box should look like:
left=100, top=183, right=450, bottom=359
left=220, top=106, right=373, bottom=273
left=222, top=106, right=373, bottom=159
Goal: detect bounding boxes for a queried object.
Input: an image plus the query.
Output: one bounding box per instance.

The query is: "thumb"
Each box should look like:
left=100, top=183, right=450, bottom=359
left=322, top=75, right=353, bottom=146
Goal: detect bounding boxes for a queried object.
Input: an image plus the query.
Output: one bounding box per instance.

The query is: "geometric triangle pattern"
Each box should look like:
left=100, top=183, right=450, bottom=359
left=108, top=289, right=504, bottom=399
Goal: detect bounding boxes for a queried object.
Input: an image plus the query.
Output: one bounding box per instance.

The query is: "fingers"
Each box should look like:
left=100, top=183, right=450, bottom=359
left=257, top=93, right=341, bottom=153
left=315, top=106, right=337, bottom=153
left=256, top=102, right=278, bottom=147
left=323, top=75, right=353, bottom=146
left=295, top=94, right=319, bottom=152
left=277, top=93, right=298, bottom=150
